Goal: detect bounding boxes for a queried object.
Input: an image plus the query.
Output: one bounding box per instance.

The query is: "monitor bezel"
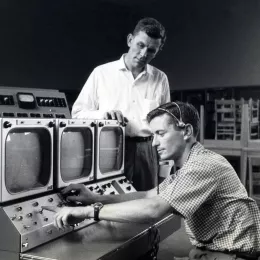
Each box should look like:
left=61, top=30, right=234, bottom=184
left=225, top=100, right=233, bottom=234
left=95, top=120, right=125, bottom=181
left=55, top=119, right=95, bottom=189
left=0, top=118, right=54, bottom=203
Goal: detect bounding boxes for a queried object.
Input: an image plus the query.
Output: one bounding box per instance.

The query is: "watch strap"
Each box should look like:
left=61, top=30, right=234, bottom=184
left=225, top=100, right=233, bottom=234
left=93, top=202, right=103, bottom=221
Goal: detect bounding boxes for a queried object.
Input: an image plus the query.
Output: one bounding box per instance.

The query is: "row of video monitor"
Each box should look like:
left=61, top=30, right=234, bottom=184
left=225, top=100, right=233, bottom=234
left=0, top=118, right=125, bottom=203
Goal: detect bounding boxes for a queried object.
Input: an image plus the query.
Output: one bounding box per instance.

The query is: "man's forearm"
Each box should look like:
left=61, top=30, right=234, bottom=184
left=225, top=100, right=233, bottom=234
left=94, top=191, right=148, bottom=205
left=88, top=196, right=169, bottom=224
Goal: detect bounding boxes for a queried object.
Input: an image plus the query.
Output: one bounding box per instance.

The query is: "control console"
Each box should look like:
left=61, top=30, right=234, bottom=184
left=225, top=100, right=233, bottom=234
left=0, top=177, right=136, bottom=254
left=87, top=176, right=136, bottom=195
left=0, top=193, right=93, bottom=253
left=0, top=86, right=70, bottom=119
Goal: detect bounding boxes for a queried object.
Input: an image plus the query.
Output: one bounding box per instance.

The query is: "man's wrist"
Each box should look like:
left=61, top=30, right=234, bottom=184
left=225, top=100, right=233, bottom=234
left=84, top=206, right=94, bottom=219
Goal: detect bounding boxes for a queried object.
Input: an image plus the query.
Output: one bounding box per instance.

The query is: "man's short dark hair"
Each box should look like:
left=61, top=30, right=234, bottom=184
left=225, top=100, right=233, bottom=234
left=133, top=17, right=166, bottom=50
left=147, top=101, right=200, bottom=137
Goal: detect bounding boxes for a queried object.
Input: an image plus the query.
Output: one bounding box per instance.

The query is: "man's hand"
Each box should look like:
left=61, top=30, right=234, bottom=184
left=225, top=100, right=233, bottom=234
left=103, top=110, right=128, bottom=125
left=61, top=184, right=98, bottom=205
left=42, top=205, right=92, bottom=229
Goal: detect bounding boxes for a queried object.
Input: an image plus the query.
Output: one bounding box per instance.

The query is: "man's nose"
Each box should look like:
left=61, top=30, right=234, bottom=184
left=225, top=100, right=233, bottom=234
left=140, top=48, right=148, bottom=58
left=152, top=136, right=158, bottom=147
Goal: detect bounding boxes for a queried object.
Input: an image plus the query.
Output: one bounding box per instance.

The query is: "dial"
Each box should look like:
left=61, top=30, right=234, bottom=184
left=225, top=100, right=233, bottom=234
left=17, top=93, right=34, bottom=102
left=16, top=92, right=36, bottom=109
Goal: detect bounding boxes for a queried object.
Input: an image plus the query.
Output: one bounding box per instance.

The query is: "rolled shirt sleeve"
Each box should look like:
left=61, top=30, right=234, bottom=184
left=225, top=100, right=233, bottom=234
left=159, top=159, right=218, bottom=219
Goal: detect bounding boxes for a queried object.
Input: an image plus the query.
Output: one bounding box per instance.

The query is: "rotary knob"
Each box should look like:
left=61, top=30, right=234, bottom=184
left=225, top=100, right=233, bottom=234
left=32, top=202, right=39, bottom=207
left=59, top=121, right=66, bottom=127
left=23, top=225, right=31, bottom=229
left=3, top=121, right=12, bottom=128
left=48, top=121, right=54, bottom=128
left=3, top=97, right=9, bottom=104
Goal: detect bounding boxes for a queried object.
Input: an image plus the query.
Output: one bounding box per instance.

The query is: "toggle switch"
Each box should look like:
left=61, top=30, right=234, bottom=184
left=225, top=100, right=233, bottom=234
left=11, top=215, right=17, bottom=221
left=22, top=243, right=29, bottom=248
left=23, top=225, right=31, bottom=229
left=46, top=229, right=53, bottom=235
left=38, top=209, right=43, bottom=214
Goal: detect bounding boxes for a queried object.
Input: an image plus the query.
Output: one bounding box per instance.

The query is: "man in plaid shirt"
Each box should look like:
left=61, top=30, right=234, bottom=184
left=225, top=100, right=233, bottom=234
left=44, top=101, right=260, bottom=260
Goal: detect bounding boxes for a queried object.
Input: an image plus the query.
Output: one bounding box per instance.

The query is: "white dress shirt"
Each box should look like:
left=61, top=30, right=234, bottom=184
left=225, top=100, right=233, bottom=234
left=72, top=55, right=170, bottom=137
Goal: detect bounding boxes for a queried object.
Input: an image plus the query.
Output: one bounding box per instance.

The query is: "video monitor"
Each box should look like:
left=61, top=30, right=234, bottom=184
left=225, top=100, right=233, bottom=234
left=55, top=119, right=95, bottom=188
left=95, top=120, right=125, bottom=180
left=0, top=118, right=54, bottom=203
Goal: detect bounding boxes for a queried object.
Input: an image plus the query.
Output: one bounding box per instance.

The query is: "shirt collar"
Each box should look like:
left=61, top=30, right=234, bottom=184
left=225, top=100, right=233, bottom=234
left=117, top=54, right=153, bottom=76
left=175, top=142, right=204, bottom=175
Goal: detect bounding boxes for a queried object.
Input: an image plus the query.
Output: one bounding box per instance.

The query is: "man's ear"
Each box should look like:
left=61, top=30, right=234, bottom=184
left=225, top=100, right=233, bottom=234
left=127, top=33, right=133, bottom=47
left=183, top=124, right=193, bottom=141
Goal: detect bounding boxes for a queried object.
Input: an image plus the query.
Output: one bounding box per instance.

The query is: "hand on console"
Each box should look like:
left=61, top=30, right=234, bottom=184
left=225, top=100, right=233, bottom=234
left=61, top=183, right=99, bottom=205
left=103, top=110, right=128, bottom=125
left=42, top=205, right=92, bottom=229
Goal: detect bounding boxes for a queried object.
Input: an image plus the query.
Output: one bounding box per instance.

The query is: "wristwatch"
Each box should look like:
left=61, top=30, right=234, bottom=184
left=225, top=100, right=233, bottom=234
left=93, top=202, right=104, bottom=221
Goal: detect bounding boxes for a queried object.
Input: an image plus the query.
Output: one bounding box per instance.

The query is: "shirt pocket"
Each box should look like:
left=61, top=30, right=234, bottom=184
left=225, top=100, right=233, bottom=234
left=141, top=99, right=159, bottom=121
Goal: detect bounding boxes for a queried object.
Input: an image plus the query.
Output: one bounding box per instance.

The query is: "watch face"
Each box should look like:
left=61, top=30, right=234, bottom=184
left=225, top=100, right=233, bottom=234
left=94, top=202, right=103, bottom=208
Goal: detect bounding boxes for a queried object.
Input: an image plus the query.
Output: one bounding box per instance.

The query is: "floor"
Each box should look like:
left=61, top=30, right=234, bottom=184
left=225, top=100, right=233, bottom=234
left=157, top=219, right=192, bottom=260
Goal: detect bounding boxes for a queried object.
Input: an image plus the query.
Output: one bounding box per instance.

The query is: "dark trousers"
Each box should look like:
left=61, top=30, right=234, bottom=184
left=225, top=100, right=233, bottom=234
left=124, top=139, right=159, bottom=191
left=189, top=248, right=259, bottom=260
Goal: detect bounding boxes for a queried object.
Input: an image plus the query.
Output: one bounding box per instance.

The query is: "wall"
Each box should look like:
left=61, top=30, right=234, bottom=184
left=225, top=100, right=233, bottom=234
left=0, top=0, right=140, bottom=90
left=139, top=0, right=260, bottom=90
left=1, top=0, right=260, bottom=91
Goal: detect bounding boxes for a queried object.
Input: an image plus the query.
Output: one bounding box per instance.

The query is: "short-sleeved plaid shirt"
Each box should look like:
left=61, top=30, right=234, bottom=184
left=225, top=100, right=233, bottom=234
left=159, top=142, right=260, bottom=253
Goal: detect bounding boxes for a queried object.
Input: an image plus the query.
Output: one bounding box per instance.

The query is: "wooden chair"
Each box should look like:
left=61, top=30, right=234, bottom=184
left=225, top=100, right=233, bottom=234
left=248, top=156, right=260, bottom=205
left=215, top=99, right=237, bottom=140
left=248, top=98, right=260, bottom=139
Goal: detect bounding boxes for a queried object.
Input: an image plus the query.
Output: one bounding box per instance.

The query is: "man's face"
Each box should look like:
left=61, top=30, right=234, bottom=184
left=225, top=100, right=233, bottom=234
left=127, top=31, right=162, bottom=69
left=150, top=114, right=185, bottom=162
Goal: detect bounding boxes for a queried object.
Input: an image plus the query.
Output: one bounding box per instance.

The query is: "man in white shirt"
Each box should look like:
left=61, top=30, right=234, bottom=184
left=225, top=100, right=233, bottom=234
left=72, top=17, right=170, bottom=191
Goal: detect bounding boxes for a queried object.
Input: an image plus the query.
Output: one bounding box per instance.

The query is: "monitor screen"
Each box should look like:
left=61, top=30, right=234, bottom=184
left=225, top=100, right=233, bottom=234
left=5, top=128, right=51, bottom=194
left=99, top=127, right=123, bottom=174
left=60, top=128, right=93, bottom=182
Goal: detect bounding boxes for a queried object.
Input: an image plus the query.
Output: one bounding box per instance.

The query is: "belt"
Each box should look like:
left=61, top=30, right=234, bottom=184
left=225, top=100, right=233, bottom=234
left=125, top=136, right=153, bottom=142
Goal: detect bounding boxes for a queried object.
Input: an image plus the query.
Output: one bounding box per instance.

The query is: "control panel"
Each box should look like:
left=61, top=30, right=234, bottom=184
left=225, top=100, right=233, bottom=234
left=87, top=177, right=135, bottom=195
left=0, top=86, right=70, bottom=119
left=0, top=177, right=136, bottom=254
left=36, top=97, right=67, bottom=108
left=111, top=176, right=136, bottom=194
left=0, top=193, right=93, bottom=253
left=87, top=180, right=120, bottom=196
